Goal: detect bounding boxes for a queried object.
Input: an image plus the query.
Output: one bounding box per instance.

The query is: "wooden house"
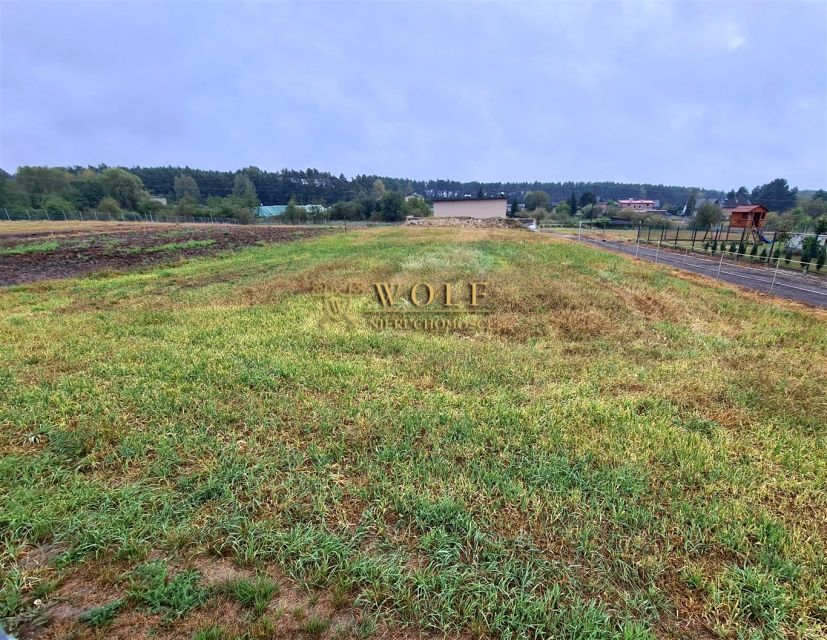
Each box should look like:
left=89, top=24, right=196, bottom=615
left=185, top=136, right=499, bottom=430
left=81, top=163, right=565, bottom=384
left=729, top=204, right=768, bottom=229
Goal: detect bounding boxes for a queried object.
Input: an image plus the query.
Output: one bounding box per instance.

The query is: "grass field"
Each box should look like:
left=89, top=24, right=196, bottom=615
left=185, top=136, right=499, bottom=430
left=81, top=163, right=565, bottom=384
left=1, top=227, right=825, bottom=639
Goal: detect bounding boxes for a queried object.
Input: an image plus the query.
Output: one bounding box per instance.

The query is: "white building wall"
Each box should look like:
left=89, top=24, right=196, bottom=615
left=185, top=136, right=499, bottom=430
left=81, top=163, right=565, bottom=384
left=433, top=199, right=507, bottom=219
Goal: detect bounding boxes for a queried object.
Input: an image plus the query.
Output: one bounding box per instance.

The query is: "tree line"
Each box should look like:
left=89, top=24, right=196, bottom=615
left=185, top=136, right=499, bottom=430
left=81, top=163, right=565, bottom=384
left=0, top=165, right=821, bottom=227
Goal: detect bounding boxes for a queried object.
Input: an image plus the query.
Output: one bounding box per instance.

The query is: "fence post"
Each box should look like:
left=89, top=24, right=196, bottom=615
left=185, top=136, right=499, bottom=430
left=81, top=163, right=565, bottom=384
left=716, top=249, right=725, bottom=280
left=79, top=211, right=84, bottom=222
left=683, top=248, right=689, bottom=265
left=769, top=252, right=782, bottom=294
left=63, top=210, right=67, bottom=221
left=4, top=208, right=10, bottom=221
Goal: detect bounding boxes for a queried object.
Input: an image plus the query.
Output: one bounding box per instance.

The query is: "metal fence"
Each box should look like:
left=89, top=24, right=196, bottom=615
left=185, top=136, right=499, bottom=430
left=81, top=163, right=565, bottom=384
left=0, top=207, right=241, bottom=225
left=579, top=223, right=825, bottom=264
left=0, top=207, right=407, bottom=229
left=570, top=223, right=827, bottom=303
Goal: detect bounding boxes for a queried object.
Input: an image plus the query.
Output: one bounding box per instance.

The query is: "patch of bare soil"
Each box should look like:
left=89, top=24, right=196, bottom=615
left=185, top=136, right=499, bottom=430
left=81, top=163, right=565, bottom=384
left=0, top=225, right=327, bottom=286
left=10, top=554, right=448, bottom=640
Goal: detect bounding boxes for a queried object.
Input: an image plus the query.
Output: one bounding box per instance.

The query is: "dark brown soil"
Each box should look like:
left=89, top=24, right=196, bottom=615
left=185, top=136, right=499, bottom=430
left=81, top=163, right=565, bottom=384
left=0, top=224, right=327, bottom=286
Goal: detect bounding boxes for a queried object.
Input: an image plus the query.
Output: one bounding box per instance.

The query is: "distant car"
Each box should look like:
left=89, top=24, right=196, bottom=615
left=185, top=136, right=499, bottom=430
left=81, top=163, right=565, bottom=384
left=516, top=218, right=537, bottom=231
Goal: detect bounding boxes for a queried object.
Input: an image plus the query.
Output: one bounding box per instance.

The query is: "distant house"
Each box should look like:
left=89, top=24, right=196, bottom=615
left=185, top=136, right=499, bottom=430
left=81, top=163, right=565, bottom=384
left=690, top=196, right=750, bottom=217
left=433, top=197, right=507, bottom=219
left=618, top=199, right=656, bottom=211
left=149, top=196, right=167, bottom=206
left=722, top=197, right=751, bottom=216
left=729, top=204, right=768, bottom=229
left=405, top=193, right=424, bottom=202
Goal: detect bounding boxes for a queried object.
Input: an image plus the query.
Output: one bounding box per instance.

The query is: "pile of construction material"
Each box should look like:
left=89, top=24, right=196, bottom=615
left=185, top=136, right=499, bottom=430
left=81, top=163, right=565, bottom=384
left=403, top=217, right=528, bottom=229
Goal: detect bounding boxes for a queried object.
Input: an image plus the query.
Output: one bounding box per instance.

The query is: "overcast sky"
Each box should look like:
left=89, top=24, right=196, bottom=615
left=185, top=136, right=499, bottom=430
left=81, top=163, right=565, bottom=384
left=1, top=0, right=825, bottom=190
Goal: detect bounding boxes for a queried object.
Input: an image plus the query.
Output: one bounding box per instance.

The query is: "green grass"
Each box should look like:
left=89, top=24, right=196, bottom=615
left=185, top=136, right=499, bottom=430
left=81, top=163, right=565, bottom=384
left=79, top=598, right=123, bottom=627
left=127, top=561, right=207, bottom=620
left=220, top=575, right=279, bottom=615
left=0, top=240, right=60, bottom=255
left=0, top=228, right=825, bottom=639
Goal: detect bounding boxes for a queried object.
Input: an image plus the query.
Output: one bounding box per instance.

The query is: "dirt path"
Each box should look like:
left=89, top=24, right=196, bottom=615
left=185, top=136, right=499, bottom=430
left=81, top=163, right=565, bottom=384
left=0, top=224, right=327, bottom=286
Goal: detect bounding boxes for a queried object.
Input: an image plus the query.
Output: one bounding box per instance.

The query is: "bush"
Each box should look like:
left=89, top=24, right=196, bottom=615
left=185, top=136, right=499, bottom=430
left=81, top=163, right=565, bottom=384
left=174, top=196, right=200, bottom=217
left=42, top=195, right=74, bottom=213
left=97, top=197, right=122, bottom=214
left=136, top=198, right=165, bottom=216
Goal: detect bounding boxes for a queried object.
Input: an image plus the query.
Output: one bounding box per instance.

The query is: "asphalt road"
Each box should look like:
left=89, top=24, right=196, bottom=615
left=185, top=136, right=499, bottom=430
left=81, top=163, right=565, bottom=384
left=549, top=233, right=827, bottom=309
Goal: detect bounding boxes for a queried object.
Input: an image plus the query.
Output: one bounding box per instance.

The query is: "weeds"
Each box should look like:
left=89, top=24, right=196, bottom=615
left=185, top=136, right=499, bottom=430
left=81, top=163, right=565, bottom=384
left=220, top=576, right=279, bottom=616
left=127, top=561, right=207, bottom=620
left=79, top=598, right=123, bottom=627
left=0, top=241, right=59, bottom=255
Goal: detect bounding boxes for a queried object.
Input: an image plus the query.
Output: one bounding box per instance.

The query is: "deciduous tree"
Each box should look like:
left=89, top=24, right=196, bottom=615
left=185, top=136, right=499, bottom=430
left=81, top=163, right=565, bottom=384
left=174, top=174, right=201, bottom=202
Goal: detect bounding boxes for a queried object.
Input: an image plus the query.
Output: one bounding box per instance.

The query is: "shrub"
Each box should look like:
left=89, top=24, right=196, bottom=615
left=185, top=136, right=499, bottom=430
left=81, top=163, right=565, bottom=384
left=42, top=195, right=74, bottom=213
left=97, top=197, right=122, bottom=214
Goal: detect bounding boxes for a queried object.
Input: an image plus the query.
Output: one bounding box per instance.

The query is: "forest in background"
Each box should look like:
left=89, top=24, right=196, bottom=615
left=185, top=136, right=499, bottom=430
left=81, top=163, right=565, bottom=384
left=0, top=165, right=822, bottom=227
left=1, top=165, right=724, bottom=209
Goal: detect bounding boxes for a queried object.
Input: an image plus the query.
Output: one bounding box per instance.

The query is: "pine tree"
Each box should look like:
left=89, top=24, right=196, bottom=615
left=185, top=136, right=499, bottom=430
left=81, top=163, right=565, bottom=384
left=568, top=192, right=578, bottom=216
